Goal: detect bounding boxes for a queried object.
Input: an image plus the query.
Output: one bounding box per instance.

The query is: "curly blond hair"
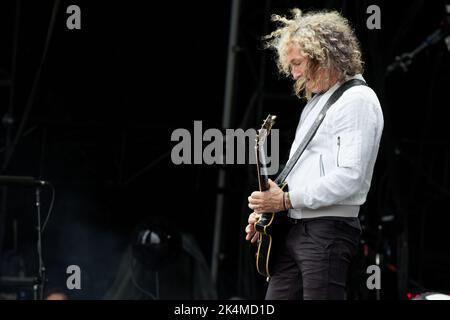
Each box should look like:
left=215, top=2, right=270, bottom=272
left=264, top=9, right=364, bottom=99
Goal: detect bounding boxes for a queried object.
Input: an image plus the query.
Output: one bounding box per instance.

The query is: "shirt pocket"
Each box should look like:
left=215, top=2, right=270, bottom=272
left=336, top=130, right=362, bottom=168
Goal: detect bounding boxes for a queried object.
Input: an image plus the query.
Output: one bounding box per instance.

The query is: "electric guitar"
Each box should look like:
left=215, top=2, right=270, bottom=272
left=254, top=115, right=288, bottom=279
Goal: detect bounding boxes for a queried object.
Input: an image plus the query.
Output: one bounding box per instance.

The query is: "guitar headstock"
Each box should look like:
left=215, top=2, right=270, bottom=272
left=256, top=114, right=277, bottom=147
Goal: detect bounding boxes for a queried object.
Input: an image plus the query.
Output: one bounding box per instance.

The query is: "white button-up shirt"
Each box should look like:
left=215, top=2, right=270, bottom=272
left=286, top=74, right=384, bottom=219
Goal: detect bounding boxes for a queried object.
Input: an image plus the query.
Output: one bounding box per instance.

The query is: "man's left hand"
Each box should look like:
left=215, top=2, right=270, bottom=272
left=248, top=179, right=284, bottom=213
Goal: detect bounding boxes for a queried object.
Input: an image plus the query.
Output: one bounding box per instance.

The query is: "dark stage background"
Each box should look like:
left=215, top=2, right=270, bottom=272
left=0, top=0, right=449, bottom=300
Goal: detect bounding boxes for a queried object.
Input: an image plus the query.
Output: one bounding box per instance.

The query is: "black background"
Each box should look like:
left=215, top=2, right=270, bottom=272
left=0, top=0, right=449, bottom=300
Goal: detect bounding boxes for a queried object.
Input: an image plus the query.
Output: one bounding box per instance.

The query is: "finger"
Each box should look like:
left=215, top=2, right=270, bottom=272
left=254, top=208, right=264, bottom=214
left=245, top=228, right=255, bottom=241
left=251, top=191, right=263, bottom=199
left=248, top=196, right=262, bottom=205
left=251, top=211, right=261, bottom=218
left=251, top=232, right=259, bottom=243
left=248, top=212, right=260, bottom=224
left=248, top=203, right=263, bottom=211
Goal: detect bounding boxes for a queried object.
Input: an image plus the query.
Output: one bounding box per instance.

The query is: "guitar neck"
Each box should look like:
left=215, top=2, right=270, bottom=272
left=256, top=147, right=270, bottom=192
left=255, top=114, right=276, bottom=193
left=257, top=168, right=269, bottom=191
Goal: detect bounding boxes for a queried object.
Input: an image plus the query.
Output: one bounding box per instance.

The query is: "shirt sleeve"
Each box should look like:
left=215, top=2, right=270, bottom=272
left=289, top=91, right=380, bottom=209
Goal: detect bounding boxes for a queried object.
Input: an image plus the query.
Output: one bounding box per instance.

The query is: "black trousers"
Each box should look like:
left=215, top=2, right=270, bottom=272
left=265, top=217, right=360, bottom=300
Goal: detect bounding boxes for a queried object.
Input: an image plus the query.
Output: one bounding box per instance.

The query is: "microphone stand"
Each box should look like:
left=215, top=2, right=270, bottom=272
left=33, top=186, right=45, bottom=300
left=386, top=20, right=449, bottom=75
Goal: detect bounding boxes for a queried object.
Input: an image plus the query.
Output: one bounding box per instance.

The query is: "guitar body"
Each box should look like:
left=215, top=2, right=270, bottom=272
left=255, top=182, right=288, bottom=279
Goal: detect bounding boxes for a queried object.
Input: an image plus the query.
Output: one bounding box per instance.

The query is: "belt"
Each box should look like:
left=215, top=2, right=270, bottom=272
left=288, top=217, right=302, bottom=224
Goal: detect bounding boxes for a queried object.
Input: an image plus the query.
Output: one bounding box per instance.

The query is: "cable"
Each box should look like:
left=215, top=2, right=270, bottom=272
left=2, top=0, right=61, bottom=172
left=41, top=182, right=55, bottom=233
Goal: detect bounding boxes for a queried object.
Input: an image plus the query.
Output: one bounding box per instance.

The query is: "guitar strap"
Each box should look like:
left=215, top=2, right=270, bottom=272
left=274, top=78, right=367, bottom=185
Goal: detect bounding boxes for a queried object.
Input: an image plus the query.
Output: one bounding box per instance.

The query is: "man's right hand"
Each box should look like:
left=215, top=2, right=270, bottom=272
left=245, top=212, right=261, bottom=243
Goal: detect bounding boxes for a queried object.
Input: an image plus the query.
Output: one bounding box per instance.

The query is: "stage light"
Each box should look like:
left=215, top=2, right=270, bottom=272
left=423, top=293, right=450, bottom=300
left=411, top=292, right=450, bottom=300
left=132, top=223, right=182, bottom=270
